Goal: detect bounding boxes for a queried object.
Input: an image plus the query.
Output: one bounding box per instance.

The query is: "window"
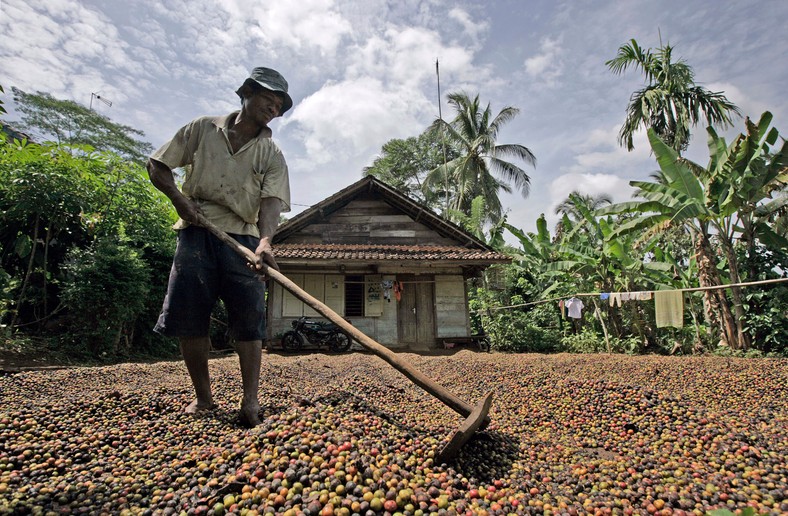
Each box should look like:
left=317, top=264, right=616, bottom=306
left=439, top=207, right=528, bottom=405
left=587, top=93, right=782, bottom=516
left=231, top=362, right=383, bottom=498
left=345, top=275, right=364, bottom=316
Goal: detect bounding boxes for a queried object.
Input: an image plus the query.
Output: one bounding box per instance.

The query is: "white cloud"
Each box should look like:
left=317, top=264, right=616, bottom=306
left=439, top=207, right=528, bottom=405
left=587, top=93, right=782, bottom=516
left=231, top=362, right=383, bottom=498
left=250, top=0, right=353, bottom=56
left=706, top=81, right=768, bottom=124
left=348, top=25, right=480, bottom=91
left=524, top=37, right=564, bottom=84
left=448, top=7, right=488, bottom=44
left=0, top=0, right=133, bottom=103
left=564, top=124, right=652, bottom=172
left=288, top=77, right=428, bottom=168
left=576, top=125, right=621, bottom=152
left=504, top=126, right=654, bottom=233
left=548, top=172, right=633, bottom=209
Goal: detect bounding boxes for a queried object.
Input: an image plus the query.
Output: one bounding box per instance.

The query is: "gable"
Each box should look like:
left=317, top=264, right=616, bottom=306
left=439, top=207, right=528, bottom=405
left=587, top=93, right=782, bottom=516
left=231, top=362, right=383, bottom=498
left=279, top=192, right=460, bottom=246
left=272, top=176, right=511, bottom=268
left=275, top=176, right=492, bottom=248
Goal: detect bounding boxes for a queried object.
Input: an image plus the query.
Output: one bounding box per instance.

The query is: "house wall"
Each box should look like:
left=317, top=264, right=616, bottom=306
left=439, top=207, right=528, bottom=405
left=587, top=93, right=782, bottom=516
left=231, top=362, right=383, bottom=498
left=434, top=275, right=470, bottom=338
left=266, top=270, right=471, bottom=350
left=267, top=273, right=403, bottom=349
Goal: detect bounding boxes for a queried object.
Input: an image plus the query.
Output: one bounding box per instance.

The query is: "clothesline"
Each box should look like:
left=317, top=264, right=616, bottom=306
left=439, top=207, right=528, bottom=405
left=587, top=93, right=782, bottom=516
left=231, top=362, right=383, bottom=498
left=472, top=277, right=788, bottom=314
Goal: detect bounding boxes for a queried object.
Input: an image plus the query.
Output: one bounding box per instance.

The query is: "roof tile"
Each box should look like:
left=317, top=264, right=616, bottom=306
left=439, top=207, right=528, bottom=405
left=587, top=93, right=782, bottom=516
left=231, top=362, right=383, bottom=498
left=274, top=243, right=510, bottom=262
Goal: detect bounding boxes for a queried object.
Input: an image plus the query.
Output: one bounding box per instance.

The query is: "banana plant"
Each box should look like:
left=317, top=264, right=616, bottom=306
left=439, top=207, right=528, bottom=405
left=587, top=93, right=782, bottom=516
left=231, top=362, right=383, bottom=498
left=504, top=213, right=563, bottom=297
left=701, top=112, right=787, bottom=265
left=597, top=119, right=786, bottom=350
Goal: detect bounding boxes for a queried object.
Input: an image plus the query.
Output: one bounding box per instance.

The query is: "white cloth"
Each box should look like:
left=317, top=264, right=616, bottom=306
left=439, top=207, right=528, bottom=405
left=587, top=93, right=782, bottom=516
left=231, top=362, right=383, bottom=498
left=565, top=297, right=585, bottom=319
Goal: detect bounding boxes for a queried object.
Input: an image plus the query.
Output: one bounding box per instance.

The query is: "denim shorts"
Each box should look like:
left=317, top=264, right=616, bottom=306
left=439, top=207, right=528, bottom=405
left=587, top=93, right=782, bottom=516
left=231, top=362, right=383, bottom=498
left=154, top=226, right=266, bottom=340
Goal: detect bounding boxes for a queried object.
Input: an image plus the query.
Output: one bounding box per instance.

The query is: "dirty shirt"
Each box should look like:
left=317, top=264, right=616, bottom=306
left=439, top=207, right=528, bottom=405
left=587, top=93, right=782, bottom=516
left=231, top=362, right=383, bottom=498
left=151, top=111, right=291, bottom=237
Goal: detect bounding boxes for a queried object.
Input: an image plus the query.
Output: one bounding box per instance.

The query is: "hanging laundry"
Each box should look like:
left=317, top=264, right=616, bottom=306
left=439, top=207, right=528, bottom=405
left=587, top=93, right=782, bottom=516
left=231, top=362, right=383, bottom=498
left=381, top=280, right=394, bottom=302
left=621, top=292, right=631, bottom=302
left=558, top=299, right=566, bottom=318
left=600, top=293, right=610, bottom=301
left=609, top=292, right=622, bottom=307
left=655, top=290, right=684, bottom=328
left=393, top=281, right=403, bottom=302
left=637, top=292, right=652, bottom=301
left=565, top=297, right=585, bottom=319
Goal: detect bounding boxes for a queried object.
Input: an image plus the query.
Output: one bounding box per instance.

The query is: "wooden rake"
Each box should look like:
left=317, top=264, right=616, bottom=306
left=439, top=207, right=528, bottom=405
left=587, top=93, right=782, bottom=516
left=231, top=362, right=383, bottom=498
left=196, top=214, right=492, bottom=463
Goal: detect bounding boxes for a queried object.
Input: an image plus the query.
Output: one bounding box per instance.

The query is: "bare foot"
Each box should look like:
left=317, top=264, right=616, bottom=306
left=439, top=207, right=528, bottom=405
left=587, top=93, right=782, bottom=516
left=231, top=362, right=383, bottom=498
left=184, top=399, right=217, bottom=414
left=239, top=402, right=261, bottom=428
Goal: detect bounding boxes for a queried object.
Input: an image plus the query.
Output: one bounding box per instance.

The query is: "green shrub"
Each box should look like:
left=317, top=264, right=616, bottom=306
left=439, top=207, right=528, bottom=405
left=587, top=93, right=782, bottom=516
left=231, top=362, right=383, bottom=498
left=559, top=329, right=607, bottom=353
left=0, top=263, right=16, bottom=320
left=610, top=335, right=644, bottom=355
left=60, top=238, right=151, bottom=358
left=485, top=313, right=561, bottom=353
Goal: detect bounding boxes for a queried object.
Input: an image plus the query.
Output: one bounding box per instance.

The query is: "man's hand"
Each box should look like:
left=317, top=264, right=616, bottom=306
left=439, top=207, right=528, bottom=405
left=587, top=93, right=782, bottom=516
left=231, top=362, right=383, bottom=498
left=253, top=237, right=279, bottom=273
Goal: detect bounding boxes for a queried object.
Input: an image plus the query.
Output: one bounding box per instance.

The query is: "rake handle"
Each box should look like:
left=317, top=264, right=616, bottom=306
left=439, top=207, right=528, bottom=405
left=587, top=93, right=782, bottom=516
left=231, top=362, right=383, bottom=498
left=195, top=214, right=483, bottom=422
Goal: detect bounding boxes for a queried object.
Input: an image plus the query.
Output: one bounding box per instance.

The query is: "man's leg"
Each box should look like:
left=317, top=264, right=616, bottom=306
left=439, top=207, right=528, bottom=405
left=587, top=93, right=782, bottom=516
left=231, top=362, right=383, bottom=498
left=179, top=336, right=216, bottom=413
left=235, top=339, right=262, bottom=427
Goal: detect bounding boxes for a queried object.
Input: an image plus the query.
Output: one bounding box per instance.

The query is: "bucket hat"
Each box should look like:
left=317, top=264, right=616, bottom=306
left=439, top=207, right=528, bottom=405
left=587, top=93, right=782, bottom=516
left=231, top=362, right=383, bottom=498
left=238, top=67, right=293, bottom=115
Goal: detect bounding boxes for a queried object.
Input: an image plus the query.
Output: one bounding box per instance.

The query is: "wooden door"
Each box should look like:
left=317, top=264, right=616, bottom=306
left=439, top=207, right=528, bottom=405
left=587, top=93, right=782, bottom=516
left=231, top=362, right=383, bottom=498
left=397, top=275, right=435, bottom=348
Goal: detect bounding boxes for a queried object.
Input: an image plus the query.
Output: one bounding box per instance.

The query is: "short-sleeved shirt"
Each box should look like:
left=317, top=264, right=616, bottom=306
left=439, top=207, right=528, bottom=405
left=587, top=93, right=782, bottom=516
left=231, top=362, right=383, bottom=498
left=565, top=298, right=584, bottom=319
left=151, top=111, right=291, bottom=237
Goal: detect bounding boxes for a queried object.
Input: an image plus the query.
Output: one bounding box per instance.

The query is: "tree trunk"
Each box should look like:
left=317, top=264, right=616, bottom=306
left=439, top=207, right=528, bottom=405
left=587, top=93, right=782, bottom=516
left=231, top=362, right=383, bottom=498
left=42, top=224, right=52, bottom=319
left=715, top=232, right=751, bottom=350
left=695, top=232, right=740, bottom=349
left=10, top=214, right=40, bottom=329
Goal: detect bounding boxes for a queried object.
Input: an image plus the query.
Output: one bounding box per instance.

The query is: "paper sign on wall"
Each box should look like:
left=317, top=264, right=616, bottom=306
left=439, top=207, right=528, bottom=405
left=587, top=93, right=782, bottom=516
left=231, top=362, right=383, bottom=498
left=365, top=274, right=383, bottom=316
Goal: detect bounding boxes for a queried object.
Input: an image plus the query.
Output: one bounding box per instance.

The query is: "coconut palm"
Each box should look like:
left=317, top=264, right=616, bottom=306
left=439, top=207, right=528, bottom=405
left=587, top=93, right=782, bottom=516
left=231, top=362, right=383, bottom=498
left=606, top=39, right=740, bottom=153
left=425, top=92, right=536, bottom=224
left=554, top=191, right=613, bottom=220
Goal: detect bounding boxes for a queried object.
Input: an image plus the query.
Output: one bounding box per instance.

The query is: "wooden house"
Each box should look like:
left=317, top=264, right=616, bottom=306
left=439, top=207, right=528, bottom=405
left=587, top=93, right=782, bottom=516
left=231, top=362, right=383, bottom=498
left=268, top=176, right=510, bottom=350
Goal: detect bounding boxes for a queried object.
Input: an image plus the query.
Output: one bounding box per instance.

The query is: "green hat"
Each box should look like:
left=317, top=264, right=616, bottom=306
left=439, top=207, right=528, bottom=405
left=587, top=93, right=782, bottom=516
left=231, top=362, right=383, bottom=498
left=238, top=67, right=293, bottom=115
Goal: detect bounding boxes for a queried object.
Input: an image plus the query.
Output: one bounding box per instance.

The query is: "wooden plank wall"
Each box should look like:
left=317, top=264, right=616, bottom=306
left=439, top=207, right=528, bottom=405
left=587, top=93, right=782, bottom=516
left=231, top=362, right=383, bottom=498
left=286, top=196, right=459, bottom=246
left=434, top=275, right=470, bottom=338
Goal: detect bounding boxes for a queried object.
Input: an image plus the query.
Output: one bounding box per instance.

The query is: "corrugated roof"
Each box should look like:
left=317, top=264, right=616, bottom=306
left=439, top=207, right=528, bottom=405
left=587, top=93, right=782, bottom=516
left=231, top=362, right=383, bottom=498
left=274, top=243, right=510, bottom=262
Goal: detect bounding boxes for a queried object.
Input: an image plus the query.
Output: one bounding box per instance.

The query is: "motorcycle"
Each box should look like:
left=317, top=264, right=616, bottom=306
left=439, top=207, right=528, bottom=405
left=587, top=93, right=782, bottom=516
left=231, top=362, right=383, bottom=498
left=281, top=316, right=352, bottom=352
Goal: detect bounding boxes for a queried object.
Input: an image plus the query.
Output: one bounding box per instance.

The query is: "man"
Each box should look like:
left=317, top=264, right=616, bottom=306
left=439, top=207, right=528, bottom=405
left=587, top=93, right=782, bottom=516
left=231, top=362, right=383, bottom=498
left=147, top=67, right=293, bottom=427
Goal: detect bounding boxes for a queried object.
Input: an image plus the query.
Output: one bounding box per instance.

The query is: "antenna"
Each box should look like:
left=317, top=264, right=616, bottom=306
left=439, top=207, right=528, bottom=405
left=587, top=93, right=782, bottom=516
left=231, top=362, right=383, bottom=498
left=90, top=92, right=112, bottom=110
left=436, top=59, right=449, bottom=215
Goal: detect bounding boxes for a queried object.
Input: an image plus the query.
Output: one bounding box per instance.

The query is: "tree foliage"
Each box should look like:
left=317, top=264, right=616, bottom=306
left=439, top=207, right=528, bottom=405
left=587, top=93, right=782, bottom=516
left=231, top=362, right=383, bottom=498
left=363, top=130, right=456, bottom=211
left=9, top=87, right=153, bottom=164
left=0, top=133, right=177, bottom=359
left=607, top=38, right=740, bottom=153
left=425, top=92, right=536, bottom=224
left=61, top=239, right=151, bottom=356
left=597, top=113, right=786, bottom=350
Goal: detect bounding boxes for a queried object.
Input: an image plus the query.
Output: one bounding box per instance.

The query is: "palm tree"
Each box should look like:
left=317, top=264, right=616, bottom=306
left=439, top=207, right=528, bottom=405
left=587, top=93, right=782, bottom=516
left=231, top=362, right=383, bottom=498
left=425, top=92, right=536, bottom=224
left=606, top=38, right=740, bottom=153
left=554, top=191, right=613, bottom=220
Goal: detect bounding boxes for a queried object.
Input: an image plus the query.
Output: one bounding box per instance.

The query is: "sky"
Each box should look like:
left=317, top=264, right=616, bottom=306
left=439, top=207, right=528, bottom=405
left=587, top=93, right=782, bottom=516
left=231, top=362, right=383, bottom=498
left=1, top=0, right=786, bottom=241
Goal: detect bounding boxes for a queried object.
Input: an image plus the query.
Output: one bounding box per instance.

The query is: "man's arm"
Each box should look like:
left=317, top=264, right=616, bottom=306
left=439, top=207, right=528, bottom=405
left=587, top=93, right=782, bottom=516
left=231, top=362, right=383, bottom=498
left=146, top=158, right=202, bottom=224
left=253, top=197, right=282, bottom=271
